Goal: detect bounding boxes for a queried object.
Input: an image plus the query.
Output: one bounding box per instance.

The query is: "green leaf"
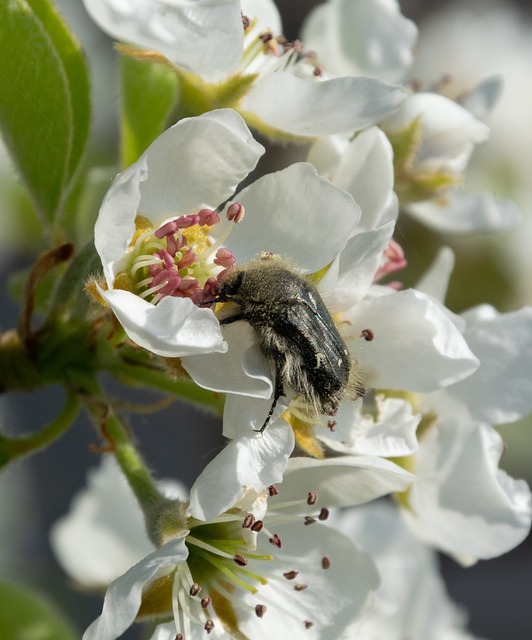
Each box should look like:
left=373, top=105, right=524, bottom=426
left=0, top=581, right=78, bottom=640
left=0, top=0, right=90, bottom=230
left=120, top=53, right=180, bottom=167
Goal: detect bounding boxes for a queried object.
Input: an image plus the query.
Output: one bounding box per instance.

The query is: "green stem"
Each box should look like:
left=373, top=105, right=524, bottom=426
left=79, top=375, right=171, bottom=545
left=0, top=391, right=80, bottom=467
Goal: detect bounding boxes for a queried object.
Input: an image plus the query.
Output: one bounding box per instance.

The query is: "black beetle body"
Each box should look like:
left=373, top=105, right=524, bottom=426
left=215, top=255, right=353, bottom=432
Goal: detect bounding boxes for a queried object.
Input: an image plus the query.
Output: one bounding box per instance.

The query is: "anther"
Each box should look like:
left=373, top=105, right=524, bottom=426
left=283, top=570, right=298, bottom=580
left=307, top=491, right=318, bottom=505
left=201, top=596, right=213, bottom=609
left=234, top=554, right=248, bottom=566
left=361, top=328, right=374, bottom=341
left=269, top=534, right=282, bottom=548
left=304, top=620, right=314, bottom=629
left=242, top=514, right=255, bottom=528
left=204, top=619, right=215, bottom=634
left=268, top=485, right=279, bottom=497
left=176, top=634, right=184, bottom=640
left=189, top=583, right=202, bottom=596
left=327, top=419, right=337, bottom=431
left=197, top=208, right=220, bottom=226
left=294, top=583, right=308, bottom=591
left=304, top=516, right=316, bottom=526
left=226, top=202, right=245, bottom=223
left=318, top=507, right=329, bottom=521
left=251, top=520, right=264, bottom=532
left=321, top=556, right=331, bottom=570
left=255, top=604, right=267, bottom=618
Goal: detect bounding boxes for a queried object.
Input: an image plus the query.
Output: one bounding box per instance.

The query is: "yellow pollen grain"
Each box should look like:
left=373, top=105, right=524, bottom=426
left=287, top=413, right=325, bottom=459
left=184, top=224, right=211, bottom=254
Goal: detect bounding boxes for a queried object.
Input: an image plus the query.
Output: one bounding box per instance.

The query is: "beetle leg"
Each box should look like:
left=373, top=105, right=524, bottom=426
left=255, top=362, right=285, bottom=433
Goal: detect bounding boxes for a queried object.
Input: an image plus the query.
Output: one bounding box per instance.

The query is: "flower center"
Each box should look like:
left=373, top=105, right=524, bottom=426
left=119, top=207, right=242, bottom=305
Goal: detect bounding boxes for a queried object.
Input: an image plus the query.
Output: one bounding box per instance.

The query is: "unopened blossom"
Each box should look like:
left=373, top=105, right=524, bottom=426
left=52, top=456, right=379, bottom=640
left=82, top=0, right=409, bottom=138
left=392, top=250, right=532, bottom=564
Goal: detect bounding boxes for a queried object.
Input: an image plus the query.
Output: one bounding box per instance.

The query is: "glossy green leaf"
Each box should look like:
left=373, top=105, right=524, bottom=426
left=0, top=581, right=78, bottom=640
left=120, top=53, right=180, bottom=167
left=0, top=0, right=90, bottom=229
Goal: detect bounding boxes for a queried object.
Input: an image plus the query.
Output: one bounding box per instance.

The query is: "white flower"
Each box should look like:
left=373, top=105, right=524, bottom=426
left=392, top=251, right=532, bottom=564
left=95, top=108, right=263, bottom=358
left=82, top=0, right=409, bottom=138
left=335, top=501, right=486, bottom=640
left=52, top=456, right=380, bottom=640
left=301, top=0, right=418, bottom=84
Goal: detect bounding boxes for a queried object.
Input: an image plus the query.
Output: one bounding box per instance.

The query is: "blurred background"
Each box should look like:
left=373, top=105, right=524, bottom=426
left=1, top=0, right=531, bottom=637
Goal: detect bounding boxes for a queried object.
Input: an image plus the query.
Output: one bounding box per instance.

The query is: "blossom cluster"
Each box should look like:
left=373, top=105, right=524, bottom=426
left=50, top=1, right=532, bottom=639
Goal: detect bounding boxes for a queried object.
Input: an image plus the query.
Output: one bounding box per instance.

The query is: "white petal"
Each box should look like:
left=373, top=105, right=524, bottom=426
left=461, top=75, right=504, bottom=119
left=318, top=396, right=419, bottom=457
left=82, top=0, right=244, bottom=82
left=336, top=502, right=476, bottom=640
left=302, top=0, right=418, bottom=83
left=83, top=537, right=188, bottom=640
left=50, top=456, right=155, bottom=588
left=415, top=246, right=455, bottom=304
left=138, top=110, right=264, bottom=221
left=406, top=192, right=521, bottom=233
left=222, top=393, right=289, bottom=439
left=188, top=421, right=294, bottom=521
left=241, top=73, right=409, bottom=136
left=101, top=287, right=227, bottom=357
left=182, top=321, right=272, bottom=397
left=223, top=162, right=360, bottom=272
left=347, top=289, right=479, bottom=391
left=320, top=222, right=395, bottom=311
left=448, top=305, right=532, bottom=424
left=404, top=421, right=532, bottom=563
left=275, top=456, right=414, bottom=509
left=320, top=127, right=397, bottom=230
left=95, top=160, right=146, bottom=287
left=237, top=521, right=379, bottom=640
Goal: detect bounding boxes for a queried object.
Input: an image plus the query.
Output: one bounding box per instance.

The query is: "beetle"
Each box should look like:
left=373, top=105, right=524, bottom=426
left=213, top=254, right=358, bottom=432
